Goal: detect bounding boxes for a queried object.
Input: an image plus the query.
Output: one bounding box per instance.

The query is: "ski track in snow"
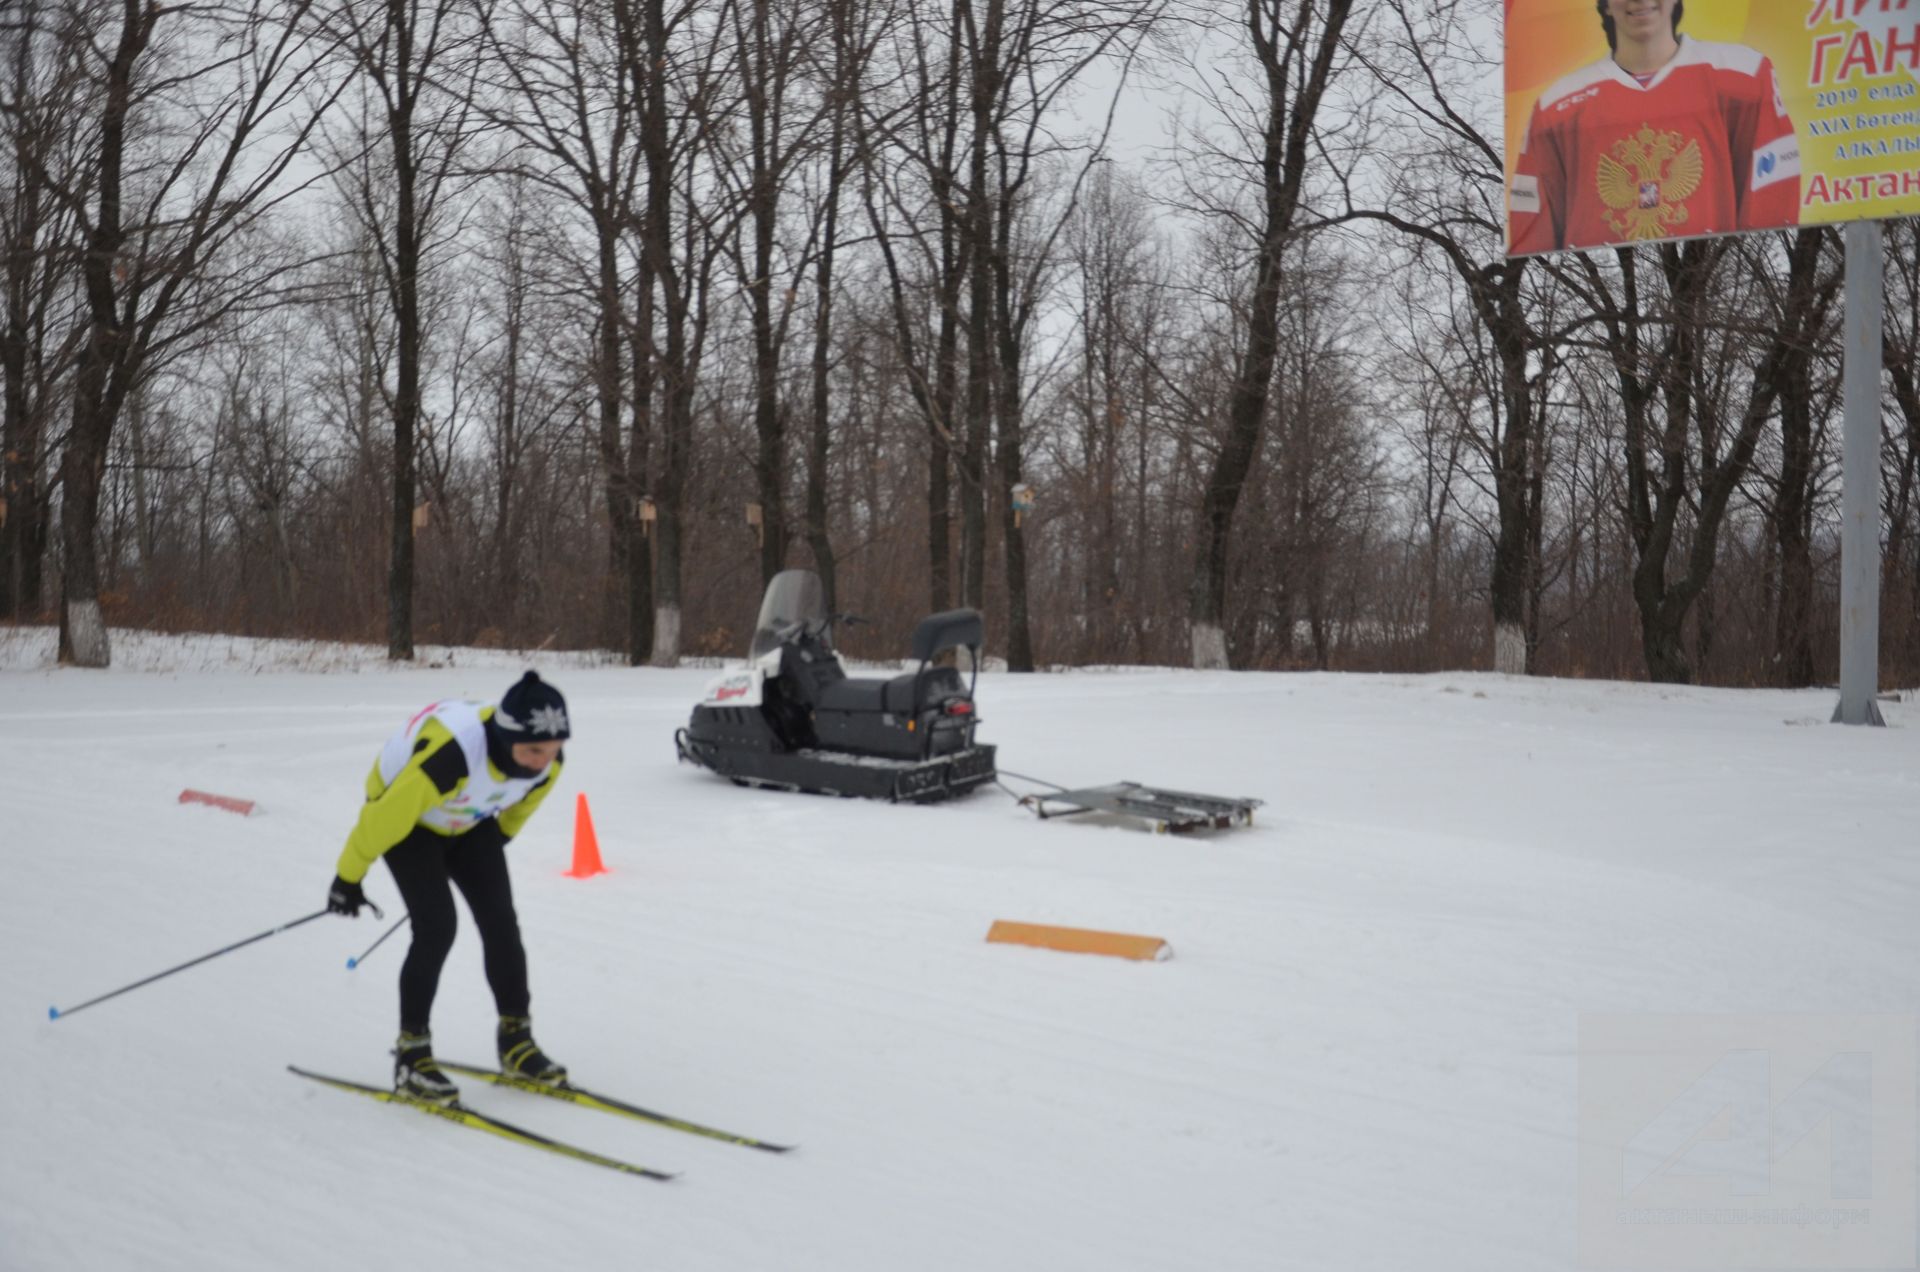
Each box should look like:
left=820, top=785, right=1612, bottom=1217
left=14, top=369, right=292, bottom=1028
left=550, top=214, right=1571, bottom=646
left=1, top=628, right=1917, bottom=1269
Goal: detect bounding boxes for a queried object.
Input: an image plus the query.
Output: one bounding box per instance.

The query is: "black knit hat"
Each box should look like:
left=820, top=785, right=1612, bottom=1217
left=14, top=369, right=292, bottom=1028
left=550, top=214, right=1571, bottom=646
left=495, top=670, right=570, bottom=741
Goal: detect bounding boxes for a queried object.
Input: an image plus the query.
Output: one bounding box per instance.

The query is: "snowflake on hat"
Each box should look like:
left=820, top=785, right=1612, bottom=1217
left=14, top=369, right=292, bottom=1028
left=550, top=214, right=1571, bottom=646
left=496, top=670, right=571, bottom=740
left=527, top=704, right=570, bottom=737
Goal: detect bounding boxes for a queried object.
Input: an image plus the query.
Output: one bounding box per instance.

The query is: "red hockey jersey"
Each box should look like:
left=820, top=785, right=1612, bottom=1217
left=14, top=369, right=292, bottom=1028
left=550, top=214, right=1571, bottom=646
left=1509, top=36, right=1800, bottom=256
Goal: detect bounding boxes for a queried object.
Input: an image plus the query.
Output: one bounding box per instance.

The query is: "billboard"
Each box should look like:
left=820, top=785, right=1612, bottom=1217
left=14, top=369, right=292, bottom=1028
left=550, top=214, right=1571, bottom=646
left=1505, top=0, right=1920, bottom=257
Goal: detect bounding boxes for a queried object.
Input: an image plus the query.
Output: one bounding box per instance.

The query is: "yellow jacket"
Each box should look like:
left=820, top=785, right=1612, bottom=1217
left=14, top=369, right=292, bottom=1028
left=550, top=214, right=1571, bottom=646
left=335, top=701, right=562, bottom=883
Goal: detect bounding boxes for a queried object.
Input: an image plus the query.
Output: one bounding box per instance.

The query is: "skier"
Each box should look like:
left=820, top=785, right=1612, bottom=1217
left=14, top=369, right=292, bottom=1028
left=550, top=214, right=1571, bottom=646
left=325, top=670, right=572, bottom=1103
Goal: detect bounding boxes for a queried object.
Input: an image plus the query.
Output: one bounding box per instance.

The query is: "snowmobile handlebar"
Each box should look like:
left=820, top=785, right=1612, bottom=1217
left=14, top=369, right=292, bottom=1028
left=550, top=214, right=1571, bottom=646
left=768, top=612, right=869, bottom=649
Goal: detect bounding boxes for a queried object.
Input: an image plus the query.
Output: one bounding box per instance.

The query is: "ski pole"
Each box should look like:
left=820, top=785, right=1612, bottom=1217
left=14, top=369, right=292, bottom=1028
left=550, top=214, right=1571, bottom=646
left=48, top=908, right=337, bottom=1021
left=346, top=913, right=409, bottom=970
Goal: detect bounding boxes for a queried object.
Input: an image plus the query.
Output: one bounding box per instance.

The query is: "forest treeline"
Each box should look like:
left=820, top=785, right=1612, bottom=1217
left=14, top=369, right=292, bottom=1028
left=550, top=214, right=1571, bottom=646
left=5, top=0, right=1920, bottom=686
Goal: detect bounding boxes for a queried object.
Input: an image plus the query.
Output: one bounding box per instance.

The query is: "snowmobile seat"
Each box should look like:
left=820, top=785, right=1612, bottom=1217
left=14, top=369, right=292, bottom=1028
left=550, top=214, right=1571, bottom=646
left=882, top=672, right=920, bottom=714
left=910, top=609, right=983, bottom=661
left=883, top=666, right=965, bottom=714
left=816, top=678, right=889, bottom=714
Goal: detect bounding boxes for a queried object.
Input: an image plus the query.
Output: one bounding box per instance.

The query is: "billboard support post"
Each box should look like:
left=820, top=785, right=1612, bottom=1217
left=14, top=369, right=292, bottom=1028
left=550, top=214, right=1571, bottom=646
left=1833, top=218, right=1885, bottom=727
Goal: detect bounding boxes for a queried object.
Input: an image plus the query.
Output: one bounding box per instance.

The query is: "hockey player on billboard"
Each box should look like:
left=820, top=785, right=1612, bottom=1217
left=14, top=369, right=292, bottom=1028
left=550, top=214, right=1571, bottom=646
left=1508, top=0, right=1800, bottom=256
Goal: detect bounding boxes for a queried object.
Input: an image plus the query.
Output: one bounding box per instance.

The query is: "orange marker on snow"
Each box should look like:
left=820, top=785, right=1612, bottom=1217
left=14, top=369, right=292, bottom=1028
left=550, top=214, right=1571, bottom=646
left=985, top=920, right=1170, bottom=962
left=565, top=793, right=608, bottom=878
left=178, top=789, right=256, bottom=816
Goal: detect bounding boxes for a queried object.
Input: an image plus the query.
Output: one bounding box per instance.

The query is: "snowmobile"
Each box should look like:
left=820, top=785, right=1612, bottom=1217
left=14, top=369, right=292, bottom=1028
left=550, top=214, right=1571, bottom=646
left=674, top=569, right=998, bottom=803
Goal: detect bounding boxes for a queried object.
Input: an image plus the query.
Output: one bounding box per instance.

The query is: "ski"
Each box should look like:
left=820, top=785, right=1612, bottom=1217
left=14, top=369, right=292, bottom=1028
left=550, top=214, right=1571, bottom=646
left=437, top=1060, right=794, bottom=1153
left=287, top=1065, right=677, bottom=1181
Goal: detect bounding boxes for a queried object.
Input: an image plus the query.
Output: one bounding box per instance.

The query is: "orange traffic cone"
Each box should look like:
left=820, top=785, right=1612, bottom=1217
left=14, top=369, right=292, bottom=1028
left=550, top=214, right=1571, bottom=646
left=565, top=793, right=608, bottom=878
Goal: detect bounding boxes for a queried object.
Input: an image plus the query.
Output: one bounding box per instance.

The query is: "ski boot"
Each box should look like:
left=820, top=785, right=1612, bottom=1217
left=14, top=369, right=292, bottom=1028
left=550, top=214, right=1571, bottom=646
left=497, top=1015, right=568, bottom=1085
left=393, top=1029, right=460, bottom=1104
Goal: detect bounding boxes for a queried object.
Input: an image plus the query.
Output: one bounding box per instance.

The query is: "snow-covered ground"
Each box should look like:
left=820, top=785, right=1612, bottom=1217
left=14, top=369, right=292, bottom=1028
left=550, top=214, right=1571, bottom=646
left=2, top=628, right=1916, bottom=1270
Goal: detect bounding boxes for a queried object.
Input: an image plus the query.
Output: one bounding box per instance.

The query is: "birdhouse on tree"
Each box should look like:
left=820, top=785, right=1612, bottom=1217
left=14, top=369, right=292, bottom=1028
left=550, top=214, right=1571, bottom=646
left=1012, top=483, right=1036, bottom=528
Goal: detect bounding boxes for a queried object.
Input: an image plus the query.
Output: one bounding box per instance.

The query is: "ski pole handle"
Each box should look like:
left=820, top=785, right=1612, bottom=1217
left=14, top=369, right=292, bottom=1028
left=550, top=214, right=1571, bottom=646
left=346, top=913, right=410, bottom=970
left=48, top=909, right=332, bottom=1021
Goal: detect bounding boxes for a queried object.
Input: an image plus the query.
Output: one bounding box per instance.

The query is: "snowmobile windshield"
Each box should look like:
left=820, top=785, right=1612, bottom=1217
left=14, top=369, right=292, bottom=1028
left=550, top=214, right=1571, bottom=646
left=749, top=569, right=829, bottom=659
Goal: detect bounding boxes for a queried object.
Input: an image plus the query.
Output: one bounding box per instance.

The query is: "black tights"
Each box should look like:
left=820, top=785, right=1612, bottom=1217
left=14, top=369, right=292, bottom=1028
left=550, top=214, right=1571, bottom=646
left=383, top=825, right=529, bottom=1032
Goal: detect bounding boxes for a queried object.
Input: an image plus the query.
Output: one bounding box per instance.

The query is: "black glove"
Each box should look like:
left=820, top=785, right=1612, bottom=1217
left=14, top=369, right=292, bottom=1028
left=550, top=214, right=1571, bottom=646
left=327, top=876, right=381, bottom=918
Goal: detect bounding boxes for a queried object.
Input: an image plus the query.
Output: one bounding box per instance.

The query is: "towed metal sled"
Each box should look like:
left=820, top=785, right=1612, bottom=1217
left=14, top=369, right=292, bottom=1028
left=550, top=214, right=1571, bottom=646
left=1017, top=781, right=1262, bottom=834
left=675, top=570, right=997, bottom=804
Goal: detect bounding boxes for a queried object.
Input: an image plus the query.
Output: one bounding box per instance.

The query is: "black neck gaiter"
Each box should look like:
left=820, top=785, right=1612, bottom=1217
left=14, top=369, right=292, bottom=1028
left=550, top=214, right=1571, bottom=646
left=484, top=716, right=545, bottom=780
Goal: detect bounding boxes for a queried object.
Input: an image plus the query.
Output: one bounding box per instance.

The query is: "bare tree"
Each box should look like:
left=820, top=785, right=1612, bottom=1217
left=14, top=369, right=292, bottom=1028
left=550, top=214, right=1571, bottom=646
left=1341, top=0, right=1551, bottom=673
left=47, top=0, right=349, bottom=665
left=860, top=0, right=967, bottom=613
left=210, top=332, right=311, bottom=625
left=1058, top=163, right=1164, bottom=659
left=1379, top=271, right=1480, bottom=663
left=1180, top=238, right=1382, bottom=666
left=0, top=0, right=84, bottom=622
left=798, top=0, right=886, bottom=611
left=1758, top=230, right=1841, bottom=686
left=861, top=0, right=1158, bottom=662
left=975, top=0, right=1163, bottom=670
left=478, top=0, right=651, bottom=659
left=716, top=0, right=823, bottom=586
left=1573, top=230, right=1838, bottom=684
left=634, top=0, right=729, bottom=663
left=468, top=177, right=578, bottom=640
left=305, top=229, right=396, bottom=622
left=1183, top=0, right=1353, bottom=668
left=324, top=0, right=485, bottom=660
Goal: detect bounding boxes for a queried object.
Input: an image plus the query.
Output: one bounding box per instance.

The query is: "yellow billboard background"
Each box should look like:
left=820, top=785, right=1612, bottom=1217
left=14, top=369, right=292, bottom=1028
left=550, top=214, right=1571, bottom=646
left=1506, top=0, right=1920, bottom=252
